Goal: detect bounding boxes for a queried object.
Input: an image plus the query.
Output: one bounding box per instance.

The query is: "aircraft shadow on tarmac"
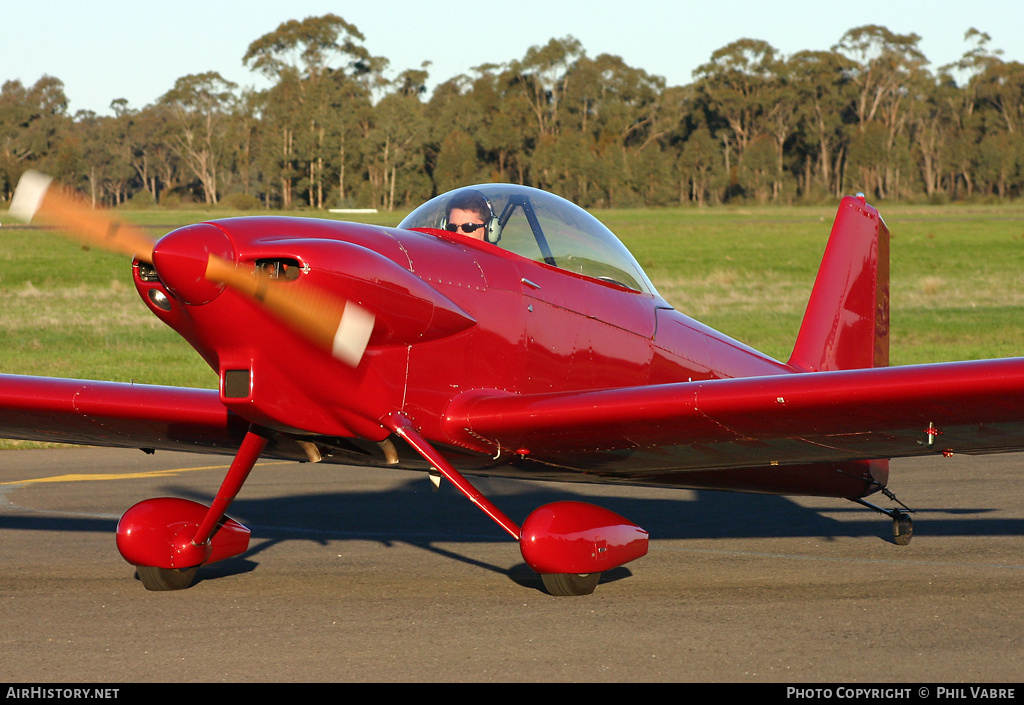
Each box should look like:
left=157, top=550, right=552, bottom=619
left=3, top=471, right=1022, bottom=591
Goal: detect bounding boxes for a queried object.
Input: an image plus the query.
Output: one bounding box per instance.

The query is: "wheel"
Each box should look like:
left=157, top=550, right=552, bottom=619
left=893, top=512, right=913, bottom=546
left=541, top=572, right=601, bottom=596
left=136, top=565, right=198, bottom=591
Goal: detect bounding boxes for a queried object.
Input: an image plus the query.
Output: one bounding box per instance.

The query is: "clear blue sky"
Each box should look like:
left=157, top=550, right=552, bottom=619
left=4, top=0, right=1021, bottom=116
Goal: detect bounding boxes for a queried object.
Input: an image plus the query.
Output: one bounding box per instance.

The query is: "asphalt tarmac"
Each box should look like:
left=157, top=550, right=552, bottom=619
left=1, top=446, right=1022, bottom=683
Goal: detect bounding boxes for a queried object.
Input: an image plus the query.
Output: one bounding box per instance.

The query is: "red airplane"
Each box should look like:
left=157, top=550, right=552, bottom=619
left=4, top=172, right=1024, bottom=596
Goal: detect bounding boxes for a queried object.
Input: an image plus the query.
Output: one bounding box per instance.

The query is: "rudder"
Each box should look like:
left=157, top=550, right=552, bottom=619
left=788, top=195, right=890, bottom=372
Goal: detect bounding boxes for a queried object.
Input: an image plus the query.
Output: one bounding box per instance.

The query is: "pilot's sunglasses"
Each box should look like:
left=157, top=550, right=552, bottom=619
left=446, top=222, right=486, bottom=234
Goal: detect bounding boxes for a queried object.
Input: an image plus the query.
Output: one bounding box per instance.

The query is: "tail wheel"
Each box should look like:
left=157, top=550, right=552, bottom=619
left=893, top=511, right=913, bottom=546
left=136, top=566, right=198, bottom=591
left=541, top=572, right=601, bottom=596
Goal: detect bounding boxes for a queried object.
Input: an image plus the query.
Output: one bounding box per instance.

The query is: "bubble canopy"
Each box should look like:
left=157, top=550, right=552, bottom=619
left=398, top=184, right=657, bottom=295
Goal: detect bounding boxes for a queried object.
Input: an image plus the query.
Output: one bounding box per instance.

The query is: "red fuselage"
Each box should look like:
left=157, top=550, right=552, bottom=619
left=133, top=214, right=881, bottom=498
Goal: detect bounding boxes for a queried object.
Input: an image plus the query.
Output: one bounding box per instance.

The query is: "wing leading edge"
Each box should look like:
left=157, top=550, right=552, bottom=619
left=443, top=357, right=1024, bottom=474
left=0, top=374, right=249, bottom=453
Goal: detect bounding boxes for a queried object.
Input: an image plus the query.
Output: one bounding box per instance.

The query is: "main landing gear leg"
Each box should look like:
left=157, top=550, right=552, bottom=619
left=387, top=418, right=648, bottom=596
left=119, top=426, right=269, bottom=590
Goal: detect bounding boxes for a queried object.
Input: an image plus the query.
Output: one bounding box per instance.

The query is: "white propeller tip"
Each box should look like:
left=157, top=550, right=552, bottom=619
left=9, top=171, right=53, bottom=222
left=331, top=303, right=375, bottom=366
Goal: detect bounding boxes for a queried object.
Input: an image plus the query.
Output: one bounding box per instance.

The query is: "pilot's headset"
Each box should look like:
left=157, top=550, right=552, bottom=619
left=440, top=189, right=502, bottom=244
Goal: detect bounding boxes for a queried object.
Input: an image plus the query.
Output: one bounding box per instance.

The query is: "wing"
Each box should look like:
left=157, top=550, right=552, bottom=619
left=0, top=373, right=250, bottom=453
left=8, top=357, right=1024, bottom=485
left=0, top=374, right=388, bottom=464
left=443, top=358, right=1024, bottom=474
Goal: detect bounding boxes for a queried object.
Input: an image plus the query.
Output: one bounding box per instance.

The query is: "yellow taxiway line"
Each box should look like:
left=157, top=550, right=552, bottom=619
left=0, top=461, right=290, bottom=486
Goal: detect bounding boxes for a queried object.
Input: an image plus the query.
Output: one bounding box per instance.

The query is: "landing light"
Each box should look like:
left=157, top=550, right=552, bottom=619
left=147, top=289, right=172, bottom=311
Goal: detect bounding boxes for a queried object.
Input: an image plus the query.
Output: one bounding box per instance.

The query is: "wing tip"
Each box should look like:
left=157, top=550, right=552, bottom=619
left=9, top=171, right=54, bottom=223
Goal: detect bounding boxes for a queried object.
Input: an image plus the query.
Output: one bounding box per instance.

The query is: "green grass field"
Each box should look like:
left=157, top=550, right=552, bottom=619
left=606, top=203, right=1024, bottom=364
left=1, top=200, right=1023, bottom=394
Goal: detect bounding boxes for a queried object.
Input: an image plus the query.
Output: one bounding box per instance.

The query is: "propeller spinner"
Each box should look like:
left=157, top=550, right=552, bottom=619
left=8, top=171, right=375, bottom=367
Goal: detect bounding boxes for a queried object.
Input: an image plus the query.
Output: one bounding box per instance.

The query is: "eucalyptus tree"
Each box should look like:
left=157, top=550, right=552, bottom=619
left=506, top=36, right=584, bottom=139
left=752, top=60, right=801, bottom=202
left=975, top=130, right=1020, bottom=197
left=695, top=38, right=820, bottom=203
left=977, top=60, right=1024, bottom=136
left=243, top=13, right=383, bottom=208
left=362, top=89, right=429, bottom=210
left=967, top=52, right=1024, bottom=197
left=561, top=53, right=671, bottom=205
left=254, top=72, right=301, bottom=208
left=5, top=22, right=1021, bottom=208
left=950, top=29, right=1023, bottom=139
left=675, top=124, right=723, bottom=206
left=144, top=105, right=188, bottom=204
left=427, top=73, right=487, bottom=192
left=0, top=75, right=72, bottom=197
left=832, top=25, right=928, bottom=198
left=108, top=98, right=173, bottom=203
left=832, top=25, right=927, bottom=130
left=692, top=39, right=783, bottom=199
left=916, top=36, right=1024, bottom=201
left=909, top=71, right=960, bottom=198
left=223, top=89, right=264, bottom=200
left=785, top=50, right=854, bottom=198
left=0, top=79, right=36, bottom=199
left=62, top=110, right=101, bottom=203
left=434, top=127, right=479, bottom=194
left=158, top=71, right=239, bottom=205
left=478, top=65, right=537, bottom=185
left=75, top=107, right=135, bottom=206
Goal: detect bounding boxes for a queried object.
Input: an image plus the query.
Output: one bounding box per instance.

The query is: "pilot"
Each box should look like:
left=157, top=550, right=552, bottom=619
left=444, top=191, right=495, bottom=242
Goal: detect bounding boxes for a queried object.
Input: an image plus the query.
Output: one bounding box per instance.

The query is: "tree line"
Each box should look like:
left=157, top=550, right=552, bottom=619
left=2, top=15, right=1022, bottom=211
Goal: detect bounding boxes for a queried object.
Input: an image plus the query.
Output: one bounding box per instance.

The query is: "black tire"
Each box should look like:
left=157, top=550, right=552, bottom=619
left=541, top=572, right=601, bottom=596
left=136, top=565, right=198, bottom=591
left=893, top=513, right=913, bottom=546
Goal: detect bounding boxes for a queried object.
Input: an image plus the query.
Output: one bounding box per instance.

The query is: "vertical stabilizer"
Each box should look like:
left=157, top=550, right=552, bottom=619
left=788, top=195, right=889, bottom=372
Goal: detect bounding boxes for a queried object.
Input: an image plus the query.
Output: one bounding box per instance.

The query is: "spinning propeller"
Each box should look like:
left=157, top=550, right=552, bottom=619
left=9, top=171, right=157, bottom=264
left=7, top=171, right=374, bottom=367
